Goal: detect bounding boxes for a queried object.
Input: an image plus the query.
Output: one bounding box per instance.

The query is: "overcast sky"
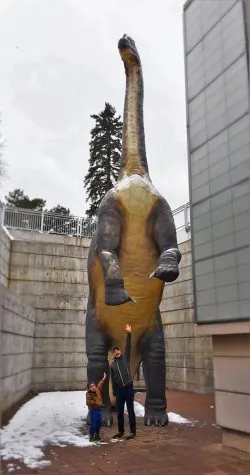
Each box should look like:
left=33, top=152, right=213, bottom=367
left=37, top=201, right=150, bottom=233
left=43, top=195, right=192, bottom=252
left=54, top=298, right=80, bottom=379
left=0, top=0, right=189, bottom=216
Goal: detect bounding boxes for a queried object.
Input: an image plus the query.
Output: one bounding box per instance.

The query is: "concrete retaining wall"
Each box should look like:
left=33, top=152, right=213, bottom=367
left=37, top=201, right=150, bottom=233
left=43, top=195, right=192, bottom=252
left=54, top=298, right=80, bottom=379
left=9, top=236, right=91, bottom=392
left=0, top=226, right=11, bottom=287
left=0, top=285, right=36, bottom=413
left=161, top=240, right=213, bottom=393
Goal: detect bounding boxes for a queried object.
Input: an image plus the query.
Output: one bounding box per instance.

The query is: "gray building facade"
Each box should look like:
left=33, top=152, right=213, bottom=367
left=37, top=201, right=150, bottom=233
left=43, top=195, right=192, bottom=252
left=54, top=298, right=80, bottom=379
left=183, top=0, right=250, bottom=324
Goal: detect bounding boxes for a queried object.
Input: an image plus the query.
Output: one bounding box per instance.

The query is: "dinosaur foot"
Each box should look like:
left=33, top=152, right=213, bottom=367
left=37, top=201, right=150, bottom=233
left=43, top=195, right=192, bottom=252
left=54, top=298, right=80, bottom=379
left=150, top=255, right=179, bottom=283
left=102, top=410, right=113, bottom=427
left=144, top=410, right=169, bottom=427
left=87, top=409, right=113, bottom=427
left=105, top=284, right=136, bottom=306
left=86, top=411, right=90, bottom=425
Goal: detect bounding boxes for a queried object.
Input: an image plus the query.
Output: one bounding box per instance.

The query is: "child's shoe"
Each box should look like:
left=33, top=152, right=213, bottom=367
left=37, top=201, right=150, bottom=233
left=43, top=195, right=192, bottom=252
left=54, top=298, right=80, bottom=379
left=94, top=432, right=104, bottom=443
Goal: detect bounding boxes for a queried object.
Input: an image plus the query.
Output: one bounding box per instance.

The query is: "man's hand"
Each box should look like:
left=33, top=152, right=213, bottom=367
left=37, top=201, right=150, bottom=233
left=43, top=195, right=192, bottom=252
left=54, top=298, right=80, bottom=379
left=125, top=323, right=131, bottom=333
left=103, top=372, right=107, bottom=381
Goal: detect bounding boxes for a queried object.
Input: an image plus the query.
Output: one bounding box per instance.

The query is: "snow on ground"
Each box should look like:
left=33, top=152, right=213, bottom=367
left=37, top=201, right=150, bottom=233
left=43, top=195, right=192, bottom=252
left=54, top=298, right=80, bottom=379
left=0, top=392, right=90, bottom=470
left=168, top=412, right=192, bottom=424
left=1, top=391, right=192, bottom=471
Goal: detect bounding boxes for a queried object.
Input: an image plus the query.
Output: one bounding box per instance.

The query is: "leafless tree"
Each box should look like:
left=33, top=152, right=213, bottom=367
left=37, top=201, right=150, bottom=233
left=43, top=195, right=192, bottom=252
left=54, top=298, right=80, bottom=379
left=0, top=112, right=6, bottom=186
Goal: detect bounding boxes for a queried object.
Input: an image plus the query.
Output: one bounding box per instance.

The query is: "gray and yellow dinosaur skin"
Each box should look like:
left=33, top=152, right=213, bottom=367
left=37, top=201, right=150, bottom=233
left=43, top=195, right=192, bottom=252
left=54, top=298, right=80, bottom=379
left=86, top=35, right=181, bottom=427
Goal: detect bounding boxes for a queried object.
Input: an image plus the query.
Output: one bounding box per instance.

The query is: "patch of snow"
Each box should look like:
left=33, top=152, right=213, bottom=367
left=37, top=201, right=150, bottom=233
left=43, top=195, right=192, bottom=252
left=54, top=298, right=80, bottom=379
left=7, top=464, right=15, bottom=473
left=168, top=412, right=192, bottom=424
left=0, top=391, right=92, bottom=470
left=115, top=173, right=160, bottom=196
left=132, top=401, right=145, bottom=417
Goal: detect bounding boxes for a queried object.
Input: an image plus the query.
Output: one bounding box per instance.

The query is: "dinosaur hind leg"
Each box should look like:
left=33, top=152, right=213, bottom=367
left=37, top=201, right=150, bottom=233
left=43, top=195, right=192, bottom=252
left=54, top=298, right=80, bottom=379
left=86, top=301, right=113, bottom=426
left=142, top=310, right=168, bottom=426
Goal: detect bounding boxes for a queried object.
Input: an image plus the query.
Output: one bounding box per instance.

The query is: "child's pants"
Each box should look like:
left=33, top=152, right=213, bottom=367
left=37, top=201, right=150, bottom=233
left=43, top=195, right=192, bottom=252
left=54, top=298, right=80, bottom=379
left=89, top=409, right=102, bottom=437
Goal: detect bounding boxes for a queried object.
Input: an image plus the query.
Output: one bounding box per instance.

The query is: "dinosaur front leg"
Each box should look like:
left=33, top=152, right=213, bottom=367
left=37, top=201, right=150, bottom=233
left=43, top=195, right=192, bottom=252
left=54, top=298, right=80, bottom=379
left=142, top=310, right=168, bottom=426
left=99, top=250, right=135, bottom=306
left=86, top=301, right=113, bottom=426
left=97, top=197, right=135, bottom=306
left=150, top=198, right=181, bottom=283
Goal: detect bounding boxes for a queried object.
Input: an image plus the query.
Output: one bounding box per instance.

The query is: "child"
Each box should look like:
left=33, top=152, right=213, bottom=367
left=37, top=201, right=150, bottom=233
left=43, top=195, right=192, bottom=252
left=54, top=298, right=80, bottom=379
left=86, top=372, right=106, bottom=442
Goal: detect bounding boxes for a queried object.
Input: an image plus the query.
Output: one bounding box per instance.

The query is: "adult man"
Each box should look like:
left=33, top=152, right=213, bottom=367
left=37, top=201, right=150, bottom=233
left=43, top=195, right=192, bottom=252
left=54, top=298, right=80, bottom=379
left=110, top=323, right=136, bottom=440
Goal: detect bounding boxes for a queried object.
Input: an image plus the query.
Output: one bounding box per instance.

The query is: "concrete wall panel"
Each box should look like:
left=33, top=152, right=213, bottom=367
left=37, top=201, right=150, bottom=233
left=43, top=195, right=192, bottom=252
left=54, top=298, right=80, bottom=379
left=160, top=241, right=213, bottom=393
left=214, top=356, right=250, bottom=394
left=215, top=391, right=250, bottom=433
left=0, top=285, right=35, bottom=413
left=0, top=227, right=11, bottom=287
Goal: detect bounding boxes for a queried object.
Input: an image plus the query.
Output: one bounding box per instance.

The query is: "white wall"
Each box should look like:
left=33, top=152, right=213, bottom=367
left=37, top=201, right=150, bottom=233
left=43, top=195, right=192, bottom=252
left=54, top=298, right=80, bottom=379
left=0, top=226, right=11, bottom=287
left=1, top=285, right=36, bottom=413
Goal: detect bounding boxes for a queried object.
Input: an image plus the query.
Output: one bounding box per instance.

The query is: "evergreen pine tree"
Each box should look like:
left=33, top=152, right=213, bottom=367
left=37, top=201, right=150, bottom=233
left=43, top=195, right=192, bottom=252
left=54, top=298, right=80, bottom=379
left=84, top=102, right=122, bottom=218
left=5, top=189, right=46, bottom=210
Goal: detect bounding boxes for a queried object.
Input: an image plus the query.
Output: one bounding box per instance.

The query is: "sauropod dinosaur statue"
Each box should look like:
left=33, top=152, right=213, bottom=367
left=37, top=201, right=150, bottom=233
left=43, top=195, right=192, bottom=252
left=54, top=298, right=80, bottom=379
left=86, top=34, right=181, bottom=427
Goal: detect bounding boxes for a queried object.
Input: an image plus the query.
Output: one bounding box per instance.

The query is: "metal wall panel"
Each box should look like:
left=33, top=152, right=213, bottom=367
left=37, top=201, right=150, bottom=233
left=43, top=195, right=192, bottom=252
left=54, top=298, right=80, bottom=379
left=184, top=0, right=250, bottom=324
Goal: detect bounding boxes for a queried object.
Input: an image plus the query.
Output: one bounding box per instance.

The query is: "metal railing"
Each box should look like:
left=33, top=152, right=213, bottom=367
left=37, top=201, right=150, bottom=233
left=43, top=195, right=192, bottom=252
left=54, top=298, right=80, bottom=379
left=0, top=202, right=190, bottom=242
left=172, top=202, right=191, bottom=243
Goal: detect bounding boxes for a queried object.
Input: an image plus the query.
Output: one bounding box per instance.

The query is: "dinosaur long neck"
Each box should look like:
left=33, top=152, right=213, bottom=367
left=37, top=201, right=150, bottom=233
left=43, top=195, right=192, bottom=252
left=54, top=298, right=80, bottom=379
left=119, top=63, right=149, bottom=178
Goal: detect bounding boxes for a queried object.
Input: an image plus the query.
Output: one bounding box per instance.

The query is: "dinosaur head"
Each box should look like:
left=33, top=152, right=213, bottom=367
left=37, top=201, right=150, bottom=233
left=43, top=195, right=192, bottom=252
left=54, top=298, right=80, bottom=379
left=118, top=34, right=140, bottom=67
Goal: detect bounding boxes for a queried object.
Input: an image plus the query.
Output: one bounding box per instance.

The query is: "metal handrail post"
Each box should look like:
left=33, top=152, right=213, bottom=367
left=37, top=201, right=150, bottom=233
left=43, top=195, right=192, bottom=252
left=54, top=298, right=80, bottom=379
left=40, top=211, right=44, bottom=232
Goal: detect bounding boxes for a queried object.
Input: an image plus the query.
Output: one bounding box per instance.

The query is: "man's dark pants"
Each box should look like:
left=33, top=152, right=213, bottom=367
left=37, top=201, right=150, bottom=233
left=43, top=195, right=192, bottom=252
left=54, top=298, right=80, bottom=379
left=116, top=384, right=136, bottom=435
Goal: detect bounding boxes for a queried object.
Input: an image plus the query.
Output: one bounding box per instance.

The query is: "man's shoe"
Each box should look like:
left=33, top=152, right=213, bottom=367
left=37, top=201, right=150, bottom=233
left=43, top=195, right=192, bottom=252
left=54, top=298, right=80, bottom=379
left=89, top=435, right=95, bottom=442
left=126, top=433, right=136, bottom=440
left=112, top=432, right=124, bottom=439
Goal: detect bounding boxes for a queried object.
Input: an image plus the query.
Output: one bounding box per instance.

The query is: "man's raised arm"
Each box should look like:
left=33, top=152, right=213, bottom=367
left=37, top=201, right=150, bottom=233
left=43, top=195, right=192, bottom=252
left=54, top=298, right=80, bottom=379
left=124, top=323, right=131, bottom=363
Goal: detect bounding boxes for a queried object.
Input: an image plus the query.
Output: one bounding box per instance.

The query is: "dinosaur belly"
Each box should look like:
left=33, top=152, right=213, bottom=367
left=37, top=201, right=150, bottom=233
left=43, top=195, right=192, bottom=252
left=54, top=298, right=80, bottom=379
left=92, top=179, right=165, bottom=374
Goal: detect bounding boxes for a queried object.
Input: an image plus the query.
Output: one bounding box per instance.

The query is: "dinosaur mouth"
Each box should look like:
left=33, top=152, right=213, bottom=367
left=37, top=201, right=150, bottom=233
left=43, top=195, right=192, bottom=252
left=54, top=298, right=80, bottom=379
left=118, top=36, right=138, bottom=59
left=118, top=36, right=132, bottom=50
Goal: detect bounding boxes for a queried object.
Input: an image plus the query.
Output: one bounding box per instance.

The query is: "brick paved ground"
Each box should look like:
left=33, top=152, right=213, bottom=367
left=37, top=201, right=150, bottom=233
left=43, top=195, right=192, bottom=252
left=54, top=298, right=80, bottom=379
left=2, top=390, right=250, bottom=475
